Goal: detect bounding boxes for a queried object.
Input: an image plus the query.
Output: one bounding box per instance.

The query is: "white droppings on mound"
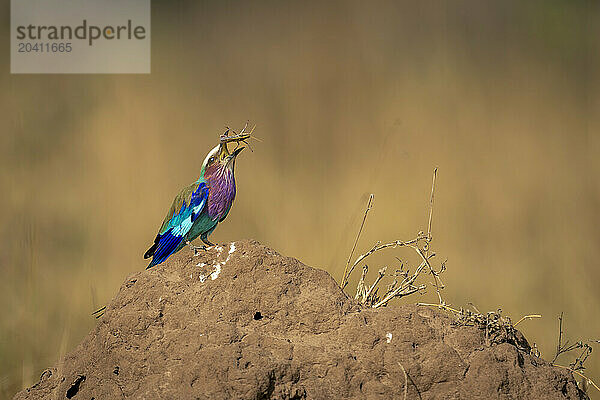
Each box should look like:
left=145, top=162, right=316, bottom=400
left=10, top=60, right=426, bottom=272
left=228, top=242, right=236, bottom=256
left=210, top=242, right=236, bottom=280
left=196, top=243, right=236, bottom=282
left=196, top=262, right=208, bottom=282
left=210, top=264, right=221, bottom=280
left=386, top=332, right=392, bottom=343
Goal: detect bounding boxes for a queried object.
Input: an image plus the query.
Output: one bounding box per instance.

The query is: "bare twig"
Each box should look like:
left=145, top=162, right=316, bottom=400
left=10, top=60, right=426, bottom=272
left=341, top=168, right=445, bottom=309
left=363, top=267, right=386, bottom=304
left=412, top=245, right=445, bottom=304
left=346, top=235, right=427, bottom=288
left=513, top=314, right=542, bottom=327
left=570, top=344, right=593, bottom=371
left=530, top=343, right=541, bottom=358
left=355, top=265, right=369, bottom=300
left=417, top=303, right=541, bottom=351
left=373, top=285, right=425, bottom=308
left=372, top=259, right=430, bottom=308
left=417, top=302, right=462, bottom=314
left=549, top=313, right=599, bottom=393
left=553, top=364, right=600, bottom=393
left=341, top=194, right=374, bottom=289
left=397, top=361, right=408, bottom=400
left=553, top=312, right=565, bottom=363
left=426, top=167, right=437, bottom=243
left=551, top=313, right=590, bottom=366
left=92, top=305, right=106, bottom=319
left=468, top=302, right=481, bottom=314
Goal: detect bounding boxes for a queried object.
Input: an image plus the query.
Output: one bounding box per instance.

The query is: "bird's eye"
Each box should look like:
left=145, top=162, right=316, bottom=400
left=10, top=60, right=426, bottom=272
left=209, top=156, right=215, bottom=164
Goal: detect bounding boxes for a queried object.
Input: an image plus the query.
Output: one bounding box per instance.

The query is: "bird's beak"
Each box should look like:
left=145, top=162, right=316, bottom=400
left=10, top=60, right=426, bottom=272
left=220, top=143, right=244, bottom=167
left=231, top=146, right=245, bottom=158
left=218, top=142, right=230, bottom=161
left=226, top=146, right=244, bottom=167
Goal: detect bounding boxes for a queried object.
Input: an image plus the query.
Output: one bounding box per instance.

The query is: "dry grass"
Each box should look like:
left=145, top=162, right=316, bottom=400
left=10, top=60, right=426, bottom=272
left=341, top=169, right=445, bottom=309
left=551, top=313, right=600, bottom=394
left=1, top=1, right=599, bottom=398
left=339, top=169, right=599, bottom=395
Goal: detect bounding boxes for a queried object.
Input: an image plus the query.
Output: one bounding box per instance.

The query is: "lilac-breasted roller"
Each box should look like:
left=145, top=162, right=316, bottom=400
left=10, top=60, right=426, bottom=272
left=143, top=131, right=249, bottom=269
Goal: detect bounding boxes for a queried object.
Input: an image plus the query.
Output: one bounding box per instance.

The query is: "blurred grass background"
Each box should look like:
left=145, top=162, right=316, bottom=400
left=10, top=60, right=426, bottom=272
left=1, top=0, right=599, bottom=398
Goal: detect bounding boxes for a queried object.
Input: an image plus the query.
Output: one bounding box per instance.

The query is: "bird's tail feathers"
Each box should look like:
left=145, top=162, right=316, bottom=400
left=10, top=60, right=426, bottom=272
left=146, top=259, right=157, bottom=269
left=144, top=237, right=160, bottom=259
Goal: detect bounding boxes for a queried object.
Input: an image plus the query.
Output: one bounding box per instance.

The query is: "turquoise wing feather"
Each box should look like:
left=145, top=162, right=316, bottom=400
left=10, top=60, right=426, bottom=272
left=144, top=181, right=208, bottom=268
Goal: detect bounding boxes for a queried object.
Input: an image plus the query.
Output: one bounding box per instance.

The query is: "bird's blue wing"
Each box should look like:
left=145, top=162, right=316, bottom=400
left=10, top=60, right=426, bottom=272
left=146, top=182, right=208, bottom=268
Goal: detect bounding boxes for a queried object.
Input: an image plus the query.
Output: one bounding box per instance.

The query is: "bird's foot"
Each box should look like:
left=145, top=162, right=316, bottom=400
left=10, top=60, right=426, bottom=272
left=201, top=237, right=215, bottom=247
left=186, top=241, right=206, bottom=256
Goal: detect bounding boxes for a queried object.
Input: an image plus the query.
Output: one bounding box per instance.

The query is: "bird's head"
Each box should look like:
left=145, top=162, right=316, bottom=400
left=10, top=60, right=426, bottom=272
left=201, top=142, right=245, bottom=177
left=201, top=123, right=254, bottom=177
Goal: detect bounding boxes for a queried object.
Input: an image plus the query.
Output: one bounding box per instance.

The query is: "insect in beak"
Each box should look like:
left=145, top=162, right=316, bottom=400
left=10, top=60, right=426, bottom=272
left=220, top=121, right=259, bottom=152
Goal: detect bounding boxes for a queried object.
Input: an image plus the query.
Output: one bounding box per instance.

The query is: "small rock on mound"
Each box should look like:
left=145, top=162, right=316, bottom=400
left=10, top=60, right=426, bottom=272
left=14, top=240, right=587, bottom=399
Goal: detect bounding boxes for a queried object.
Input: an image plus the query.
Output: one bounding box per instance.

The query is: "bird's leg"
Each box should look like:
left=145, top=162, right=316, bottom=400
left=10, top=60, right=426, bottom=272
left=186, top=240, right=206, bottom=256
left=200, top=235, right=215, bottom=247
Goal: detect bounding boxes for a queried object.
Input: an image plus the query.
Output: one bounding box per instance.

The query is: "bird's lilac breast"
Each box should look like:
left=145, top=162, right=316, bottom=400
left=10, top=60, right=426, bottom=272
left=205, top=168, right=236, bottom=221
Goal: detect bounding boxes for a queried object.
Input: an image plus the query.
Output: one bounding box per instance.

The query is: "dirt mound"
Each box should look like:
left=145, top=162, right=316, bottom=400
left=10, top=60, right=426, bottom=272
left=14, top=240, right=587, bottom=399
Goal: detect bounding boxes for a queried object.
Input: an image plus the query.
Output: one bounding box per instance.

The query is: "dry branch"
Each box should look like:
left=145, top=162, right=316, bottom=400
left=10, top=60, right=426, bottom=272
left=552, top=364, right=600, bottom=393
left=341, top=194, right=374, bottom=290
left=337, top=168, right=599, bottom=394
left=340, top=169, right=444, bottom=309
left=550, top=313, right=600, bottom=393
